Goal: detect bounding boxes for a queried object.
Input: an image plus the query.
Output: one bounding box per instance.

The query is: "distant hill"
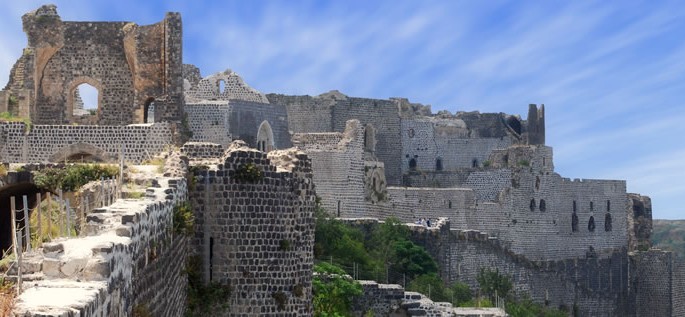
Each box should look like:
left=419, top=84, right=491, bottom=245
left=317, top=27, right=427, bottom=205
left=651, top=219, right=685, bottom=257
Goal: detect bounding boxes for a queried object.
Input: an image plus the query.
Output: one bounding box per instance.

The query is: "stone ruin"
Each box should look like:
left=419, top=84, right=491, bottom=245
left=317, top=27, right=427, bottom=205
left=0, top=4, right=682, bottom=317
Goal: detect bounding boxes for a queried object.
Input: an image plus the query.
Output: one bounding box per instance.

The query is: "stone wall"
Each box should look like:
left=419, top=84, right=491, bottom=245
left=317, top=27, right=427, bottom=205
left=226, top=100, right=291, bottom=150
left=400, top=118, right=513, bottom=175
left=2, top=5, right=184, bottom=125
left=0, top=122, right=173, bottom=164
left=188, top=142, right=316, bottom=315
left=12, top=174, right=189, bottom=316
left=292, top=120, right=367, bottom=218
left=184, top=102, right=233, bottom=147
left=631, top=250, right=685, bottom=317
left=185, top=69, right=269, bottom=103
left=266, top=92, right=336, bottom=133
left=181, top=142, right=225, bottom=161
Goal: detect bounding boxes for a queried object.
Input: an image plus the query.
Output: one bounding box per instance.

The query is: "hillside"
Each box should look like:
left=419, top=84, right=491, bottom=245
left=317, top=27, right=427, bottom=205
left=651, top=219, right=685, bottom=257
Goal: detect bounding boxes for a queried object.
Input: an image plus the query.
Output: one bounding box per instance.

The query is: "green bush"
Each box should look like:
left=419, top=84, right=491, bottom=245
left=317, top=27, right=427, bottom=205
left=173, top=202, right=194, bottom=235
left=313, top=262, right=362, bottom=316
left=32, top=164, right=118, bottom=192
left=477, top=268, right=512, bottom=299
left=185, top=256, right=231, bottom=316
left=233, top=163, right=263, bottom=182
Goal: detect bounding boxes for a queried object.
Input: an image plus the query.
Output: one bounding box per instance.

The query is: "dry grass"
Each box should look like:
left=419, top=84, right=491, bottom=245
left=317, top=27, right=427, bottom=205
left=0, top=277, right=15, bottom=316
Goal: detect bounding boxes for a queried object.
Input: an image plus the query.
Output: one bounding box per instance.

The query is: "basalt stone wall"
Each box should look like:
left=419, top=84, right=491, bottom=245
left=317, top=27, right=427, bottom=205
left=352, top=280, right=405, bottom=316
left=0, top=122, right=172, bottom=163
left=12, top=176, right=188, bottom=317
left=2, top=5, right=184, bottom=125
left=181, top=142, right=225, bottom=160
left=189, top=144, right=316, bottom=316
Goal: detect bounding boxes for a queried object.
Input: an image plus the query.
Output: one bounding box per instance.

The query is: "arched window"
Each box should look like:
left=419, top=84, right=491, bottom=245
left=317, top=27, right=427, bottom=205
left=588, top=216, right=596, bottom=232
left=590, top=201, right=594, bottom=211
left=535, top=176, right=540, bottom=190
left=436, top=158, right=443, bottom=171
left=605, top=214, right=612, bottom=232
left=409, top=158, right=417, bottom=170
left=472, top=159, right=479, bottom=168
left=256, top=121, right=275, bottom=152
left=539, top=199, right=546, bottom=212
left=530, top=199, right=536, bottom=211
left=143, top=97, right=155, bottom=123
left=73, top=83, right=98, bottom=117
left=606, top=200, right=611, bottom=212
left=573, top=200, right=577, bottom=212
left=218, top=79, right=226, bottom=94
left=572, top=212, right=579, bottom=232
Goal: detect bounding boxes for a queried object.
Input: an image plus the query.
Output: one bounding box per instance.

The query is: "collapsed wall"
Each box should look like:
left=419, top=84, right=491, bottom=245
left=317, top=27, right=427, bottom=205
left=12, top=161, right=189, bottom=316
left=0, top=122, right=172, bottom=163
left=187, top=141, right=316, bottom=316
left=0, top=4, right=184, bottom=125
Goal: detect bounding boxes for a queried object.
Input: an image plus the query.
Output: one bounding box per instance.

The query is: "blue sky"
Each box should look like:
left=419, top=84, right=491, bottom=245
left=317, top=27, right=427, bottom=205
left=1, top=1, right=683, bottom=219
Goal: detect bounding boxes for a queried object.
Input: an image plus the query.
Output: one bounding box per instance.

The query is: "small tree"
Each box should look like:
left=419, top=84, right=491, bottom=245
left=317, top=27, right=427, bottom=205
left=313, top=262, right=362, bottom=316
left=407, top=273, right=451, bottom=302
left=476, top=268, right=512, bottom=299
left=450, top=282, right=473, bottom=306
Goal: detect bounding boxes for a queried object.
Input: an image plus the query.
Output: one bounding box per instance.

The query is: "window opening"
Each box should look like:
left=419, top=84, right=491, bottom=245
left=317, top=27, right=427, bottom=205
left=605, top=213, right=612, bottom=232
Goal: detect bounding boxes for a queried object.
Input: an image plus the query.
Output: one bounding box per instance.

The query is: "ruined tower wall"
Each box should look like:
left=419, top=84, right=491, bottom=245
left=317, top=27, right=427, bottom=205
left=332, top=98, right=403, bottom=186
left=188, top=145, right=315, bottom=316
left=292, top=120, right=367, bottom=218
left=400, top=118, right=513, bottom=175
left=3, top=5, right=184, bottom=125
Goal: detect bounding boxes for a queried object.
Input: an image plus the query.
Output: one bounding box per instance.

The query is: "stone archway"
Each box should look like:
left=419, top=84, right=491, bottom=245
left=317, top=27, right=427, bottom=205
left=256, top=121, right=275, bottom=152
left=49, top=143, right=113, bottom=163
left=65, top=76, right=103, bottom=124
left=0, top=183, right=42, bottom=254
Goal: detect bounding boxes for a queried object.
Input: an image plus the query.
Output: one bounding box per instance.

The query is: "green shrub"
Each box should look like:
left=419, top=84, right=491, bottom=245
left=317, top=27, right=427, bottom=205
left=313, top=262, right=362, bottom=316
left=32, top=164, right=118, bottom=192
left=185, top=256, right=231, bottom=316
left=233, top=163, right=263, bottom=183
left=173, top=202, right=194, bottom=235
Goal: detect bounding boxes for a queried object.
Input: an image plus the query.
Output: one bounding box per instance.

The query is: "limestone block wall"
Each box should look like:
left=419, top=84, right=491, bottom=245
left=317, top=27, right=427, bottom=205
left=348, top=219, right=628, bottom=316
left=631, top=250, right=685, bottom=317
left=266, top=93, right=334, bottom=133
left=293, top=120, right=367, bottom=218
left=189, top=143, right=316, bottom=316
left=226, top=100, right=291, bottom=150
left=401, top=118, right=513, bottom=175
left=185, top=102, right=233, bottom=147
left=185, top=69, right=269, bottom=103
left=13, top=176, right=189, bottom=316
left=0, top=122, right=173, bottom=163
left=332, top=97, right=403, bottom=186
left=375, top=187, right=475, bottom=224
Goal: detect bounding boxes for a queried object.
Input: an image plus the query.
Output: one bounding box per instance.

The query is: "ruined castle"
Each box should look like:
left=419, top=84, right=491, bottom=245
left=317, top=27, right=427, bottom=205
left=0, top=5, right=682, bottom=317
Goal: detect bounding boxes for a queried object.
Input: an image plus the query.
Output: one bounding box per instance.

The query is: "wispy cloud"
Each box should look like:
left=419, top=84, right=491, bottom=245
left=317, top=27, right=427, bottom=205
left=0, top=0, right=683, bottom=218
